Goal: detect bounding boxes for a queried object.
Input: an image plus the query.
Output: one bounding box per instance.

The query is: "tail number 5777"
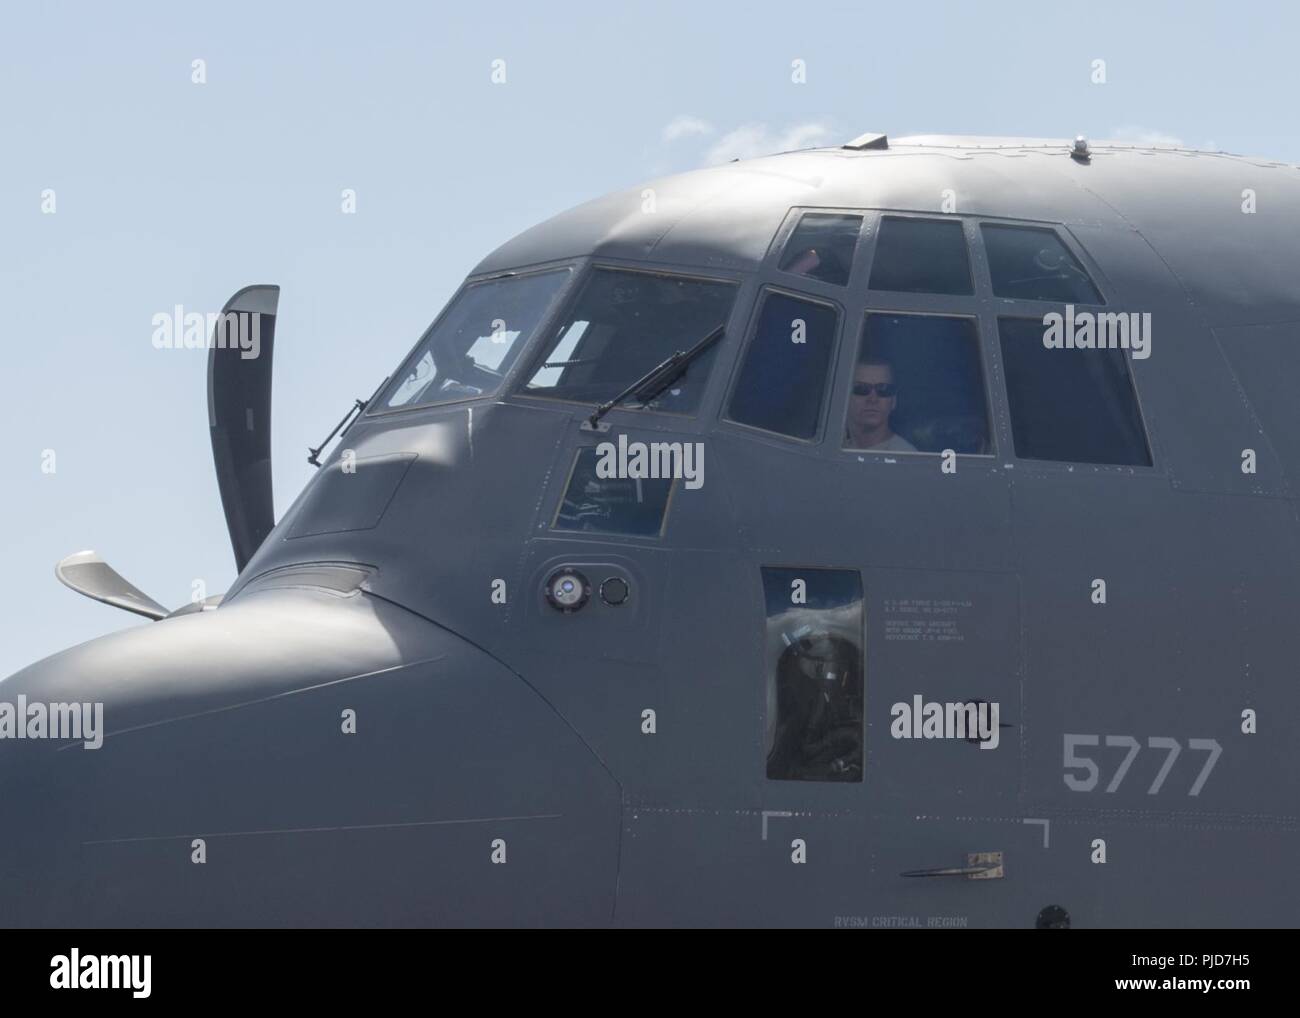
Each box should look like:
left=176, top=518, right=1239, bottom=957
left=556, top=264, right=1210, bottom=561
left=1062, top=735, right=1222, bottom=796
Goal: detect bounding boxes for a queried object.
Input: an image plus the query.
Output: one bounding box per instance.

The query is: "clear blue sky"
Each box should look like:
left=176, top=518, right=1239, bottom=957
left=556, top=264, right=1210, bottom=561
left=3, top=0, right=1296, bottom=676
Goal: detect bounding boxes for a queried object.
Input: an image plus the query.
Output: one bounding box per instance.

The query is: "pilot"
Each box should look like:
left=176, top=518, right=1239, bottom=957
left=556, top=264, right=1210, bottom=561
left=845, top=360, right=918, bottom=452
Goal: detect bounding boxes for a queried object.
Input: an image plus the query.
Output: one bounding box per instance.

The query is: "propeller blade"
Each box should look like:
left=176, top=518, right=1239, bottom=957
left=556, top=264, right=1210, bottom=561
left=55, top=551, right=169, bottom=621
left=208, top=285, right=279, bottom=571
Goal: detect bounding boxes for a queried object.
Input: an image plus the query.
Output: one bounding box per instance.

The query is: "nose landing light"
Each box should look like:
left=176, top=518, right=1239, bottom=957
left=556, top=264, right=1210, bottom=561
left=545, top=568, right=591, bottom=612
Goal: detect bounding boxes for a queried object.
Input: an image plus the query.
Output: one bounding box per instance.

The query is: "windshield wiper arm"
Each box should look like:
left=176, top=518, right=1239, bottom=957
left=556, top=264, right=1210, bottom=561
left=307, top=375, right=390, bottom=467
left=586, top=324, right=725, bottom=429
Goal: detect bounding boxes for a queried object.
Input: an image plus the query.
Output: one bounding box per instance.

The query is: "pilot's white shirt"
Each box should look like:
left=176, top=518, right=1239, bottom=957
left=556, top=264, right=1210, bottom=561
left=856, top=432, right=918, bottom=453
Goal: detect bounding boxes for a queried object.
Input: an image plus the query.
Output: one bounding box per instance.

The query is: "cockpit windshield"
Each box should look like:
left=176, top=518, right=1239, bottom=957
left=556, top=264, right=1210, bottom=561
left=378, top=268, right=570, bottom=411
left=522, top=268, right=738, bottom=414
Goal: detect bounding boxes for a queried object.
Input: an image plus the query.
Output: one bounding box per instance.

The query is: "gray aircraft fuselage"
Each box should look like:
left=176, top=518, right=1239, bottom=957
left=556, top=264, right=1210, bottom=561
left=4, top=135, right=1299, bottom=928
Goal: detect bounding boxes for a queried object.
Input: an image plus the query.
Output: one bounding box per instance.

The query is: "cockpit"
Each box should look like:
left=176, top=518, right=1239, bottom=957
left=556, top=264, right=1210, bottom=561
left=367, top=207, right=1152, bottom=471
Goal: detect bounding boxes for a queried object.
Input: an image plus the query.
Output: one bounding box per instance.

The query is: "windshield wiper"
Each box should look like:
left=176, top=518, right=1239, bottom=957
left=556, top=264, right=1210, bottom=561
left=307, top=375, right=389, bottom=467
left=586, top=324, right=725, bottom=429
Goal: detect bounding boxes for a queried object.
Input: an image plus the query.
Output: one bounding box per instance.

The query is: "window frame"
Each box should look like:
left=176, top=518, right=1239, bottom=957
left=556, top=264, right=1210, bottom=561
left=749, top=209, right=1157, bottom=473
left=547, top=443, right=680, bottom=541
left=511, top=262, right=745, bottom=420
left=970, top=216, right=1159, bottom=474
left=838, top=307, right=998, bottom=460
left=365, top=260, right=579, bottom=420
left=771, top=209, right=869, bottom=290
left=977, top=221, right=1108, bottom=307
left=719, top=284, right=847, bottom=445
left=993, top=312, right=1156, bottom=470
left=866, top=214, right=976, bottom=298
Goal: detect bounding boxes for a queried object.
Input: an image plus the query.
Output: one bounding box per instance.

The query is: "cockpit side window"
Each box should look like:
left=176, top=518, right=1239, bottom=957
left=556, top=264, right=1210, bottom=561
left=844, top=313, right=991, bottom=455
left=552, top=447, right=674, bottom=537
left=522, top=269, right=738, bottom=415
left=778, top=212, right=863, bottom=287
left=981, top=225, right=1103, bottom=304
left=378, top=268, right=570, bottom=411
left=997, top=316, right=1151, bottom=465
left=726, top=290, right=840, bottom=440
left=868, top=217, right=973, bottom=296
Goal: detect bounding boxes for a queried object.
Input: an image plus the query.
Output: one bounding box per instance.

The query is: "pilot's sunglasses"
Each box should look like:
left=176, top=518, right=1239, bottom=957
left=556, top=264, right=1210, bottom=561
left=852, top=382, right=897, bottom=397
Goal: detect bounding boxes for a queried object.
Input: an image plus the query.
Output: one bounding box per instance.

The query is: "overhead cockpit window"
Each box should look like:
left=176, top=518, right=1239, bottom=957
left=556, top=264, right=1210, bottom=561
left=763, top=567, right=864, bottom=783
left=523, top=269, right=738, bottom=415
left=778, top=213, right=863, bottom=286
left=726, top=291, right=839, bottom=440
left=998, top=317, right=1151, bottom=465
left=868, top=217, right=973, bottom=296
left=380, top=269, right=570, bottom=410
left=552, top=447, right=674, bottom=537
left=845, top=313, right=990, bottom=455
left=982, top=225, right=1103, bottom=304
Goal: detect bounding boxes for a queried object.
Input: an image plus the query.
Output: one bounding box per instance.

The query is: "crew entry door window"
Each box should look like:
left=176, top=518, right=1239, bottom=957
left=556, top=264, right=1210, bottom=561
left=763, top=568, right=864, bottom=783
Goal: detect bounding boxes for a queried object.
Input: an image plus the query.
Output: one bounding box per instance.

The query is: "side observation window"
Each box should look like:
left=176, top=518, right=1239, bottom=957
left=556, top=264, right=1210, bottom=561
left=778, top=212, right=863, bottom=286
left=763, top=567, right=864, bottom=783
left=552, top=447, right=673, bottom=537
left=726, top=291, right=839, bottom=440
left=523, top=269, right=737, bottom=415
left=868, top=217, right=972, bottom=295
left=982, top=225, right=1103, bottom=303
left=845, top=313, right=990, bottom=455
left=380, top=268, right=570, bottom=410
left=997, top=317, right=1151, bottom=465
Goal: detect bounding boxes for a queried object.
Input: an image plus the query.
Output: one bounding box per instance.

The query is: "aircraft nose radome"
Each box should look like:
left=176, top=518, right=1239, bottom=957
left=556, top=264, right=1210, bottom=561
left=0, top=587, right=443, bottom=923
left=0, top=587, right=445, bottom=791
left=1, top=586, right=435, bottom=729
left=0, top=587, right=621, bottom=928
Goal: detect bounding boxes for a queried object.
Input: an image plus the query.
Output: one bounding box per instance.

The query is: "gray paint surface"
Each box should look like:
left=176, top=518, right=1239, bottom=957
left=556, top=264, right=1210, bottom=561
left=4, top=136, right=1299, bottom=927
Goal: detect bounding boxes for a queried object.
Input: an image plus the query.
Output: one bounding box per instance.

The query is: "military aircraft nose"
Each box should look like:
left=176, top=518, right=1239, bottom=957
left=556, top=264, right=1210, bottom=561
left=0, top=584, right=620, bottom=927
left=3, top=585, right=434, bottom=736
left=0, top=585, right=447, bottom=924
